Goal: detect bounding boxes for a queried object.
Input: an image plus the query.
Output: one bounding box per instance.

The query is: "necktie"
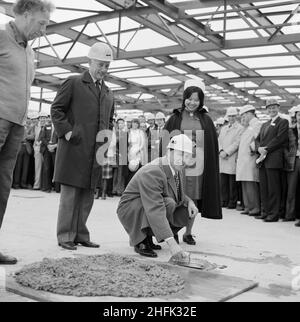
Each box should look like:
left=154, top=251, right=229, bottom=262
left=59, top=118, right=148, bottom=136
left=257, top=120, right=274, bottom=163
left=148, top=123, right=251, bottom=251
left=95, top=80, right=101, bottom=98
left=174, top=172, right=181, bottom=200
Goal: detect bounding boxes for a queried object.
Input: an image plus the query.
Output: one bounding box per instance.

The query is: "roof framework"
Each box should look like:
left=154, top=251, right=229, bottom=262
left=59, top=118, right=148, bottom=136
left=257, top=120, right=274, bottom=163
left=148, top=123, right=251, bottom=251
left=1, top=0, right=300, bottom=113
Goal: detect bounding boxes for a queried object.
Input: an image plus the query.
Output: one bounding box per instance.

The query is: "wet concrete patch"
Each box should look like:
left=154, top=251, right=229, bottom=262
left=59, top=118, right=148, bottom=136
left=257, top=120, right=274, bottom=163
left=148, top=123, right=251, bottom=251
left=6, top=254, right=258, bottom=302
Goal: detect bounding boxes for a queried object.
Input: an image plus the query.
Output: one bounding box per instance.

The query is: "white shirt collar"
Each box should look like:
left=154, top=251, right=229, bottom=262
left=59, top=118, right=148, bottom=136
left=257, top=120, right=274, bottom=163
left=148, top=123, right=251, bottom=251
left=89, top=72, right=102, bottom=86
left=271, top=114, right=279, bottom=123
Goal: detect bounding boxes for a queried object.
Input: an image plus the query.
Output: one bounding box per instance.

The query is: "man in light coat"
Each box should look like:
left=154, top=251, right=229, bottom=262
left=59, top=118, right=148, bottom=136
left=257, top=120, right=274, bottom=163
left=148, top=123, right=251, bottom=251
left=218, top=107, right=244, bottom=209
left=236, top=105, right=262, bottom=216
left=51, top=42, right=115, bottom=250
left=0, top=0, right=54, bottom=264
left=117, top=134, right=199, bottom=263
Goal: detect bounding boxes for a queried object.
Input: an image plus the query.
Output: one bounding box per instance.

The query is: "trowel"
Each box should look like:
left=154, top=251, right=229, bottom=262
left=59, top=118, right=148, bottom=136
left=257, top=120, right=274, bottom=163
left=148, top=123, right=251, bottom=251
left=168, top=252, right=217, bottom=271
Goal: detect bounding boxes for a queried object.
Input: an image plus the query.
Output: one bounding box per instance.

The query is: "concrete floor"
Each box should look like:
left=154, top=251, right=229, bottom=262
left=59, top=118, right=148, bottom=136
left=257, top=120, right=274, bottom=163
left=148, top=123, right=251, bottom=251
left=0, top=189, right=300, bottom=302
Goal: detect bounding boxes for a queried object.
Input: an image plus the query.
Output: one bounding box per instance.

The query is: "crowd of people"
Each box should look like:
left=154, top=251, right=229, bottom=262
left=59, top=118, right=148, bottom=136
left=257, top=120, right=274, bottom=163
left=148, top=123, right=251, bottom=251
left=216, top=100, right=300, bottom=227
left=12, top=97, right=300, bottom=233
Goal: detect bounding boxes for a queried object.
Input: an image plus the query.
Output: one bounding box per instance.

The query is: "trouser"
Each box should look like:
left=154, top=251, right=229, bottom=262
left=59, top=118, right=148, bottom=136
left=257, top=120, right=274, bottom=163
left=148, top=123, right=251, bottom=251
left=285, top=158, right=300, bottom=219
left=33, top=146, right=43, bottom=189
left=57, top=184, right=94, bottom=243
left=220, top=173, right=238, bottom=207
left=259, top=167, right=282, bottom=219
left=41, top=150, right=53, bottom=191
left=112, top=165, right=126, bottom=195
left=50, top=151, right=60, bottom=193
left=13, top=144, right=31, bottom=187
left=241, top=181, right=260, bottom=213
left=0, top=119, right=24, bottom=229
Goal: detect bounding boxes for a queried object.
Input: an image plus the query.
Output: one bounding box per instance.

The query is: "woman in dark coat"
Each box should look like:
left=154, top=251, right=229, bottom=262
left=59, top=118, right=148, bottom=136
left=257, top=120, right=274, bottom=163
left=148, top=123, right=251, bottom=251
left=161, top=79, right=222, bottom=244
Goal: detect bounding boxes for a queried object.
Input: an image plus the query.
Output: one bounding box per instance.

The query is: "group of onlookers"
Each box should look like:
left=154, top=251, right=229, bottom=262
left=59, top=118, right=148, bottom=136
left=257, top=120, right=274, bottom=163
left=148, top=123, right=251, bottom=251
left=95, top=112, right=167, bottom=199
left=12, top=112, right=60, bottom=193
left=217, top=99, right=300, bottom=227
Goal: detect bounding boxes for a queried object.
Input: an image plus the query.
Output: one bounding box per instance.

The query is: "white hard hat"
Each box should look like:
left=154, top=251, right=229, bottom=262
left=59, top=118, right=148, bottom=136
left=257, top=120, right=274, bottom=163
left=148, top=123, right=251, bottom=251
left=239, top=104, right=256, bottom=115
left=216, top=117, right=225, bottom=125
left=155, top=112, right=166, bottom=120
left=266, top=98, right=280, bottom=108
left=88, top=42, right=113, bottom=62
left=167, top=134, right=194, bottom=154
left=128, top=159, right=140, bottom=172
left=146, top=113, right=155, bottom=121
left=38, top=111, right=49, bottom=118
left=291, top=105, right=300, bottom=115
left=226, top=106, right=239, bottom=116
left=28, top=112, right=39, bottom=119
left=184, top=79, right=205, bottom=93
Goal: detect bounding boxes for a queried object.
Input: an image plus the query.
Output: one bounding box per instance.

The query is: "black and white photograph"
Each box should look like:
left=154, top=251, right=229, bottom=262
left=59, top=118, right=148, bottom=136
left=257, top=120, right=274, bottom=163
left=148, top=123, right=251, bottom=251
left=0, top=0, right=300, bottom=306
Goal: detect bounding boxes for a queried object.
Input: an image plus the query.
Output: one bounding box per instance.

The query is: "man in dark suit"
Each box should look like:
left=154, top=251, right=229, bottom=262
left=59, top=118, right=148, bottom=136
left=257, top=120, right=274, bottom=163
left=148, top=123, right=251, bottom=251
left=117, top=134, right=199, bottom=263
left=256, top=99, right=289, bottom=222
left=51, top=42, right=115, bottom=250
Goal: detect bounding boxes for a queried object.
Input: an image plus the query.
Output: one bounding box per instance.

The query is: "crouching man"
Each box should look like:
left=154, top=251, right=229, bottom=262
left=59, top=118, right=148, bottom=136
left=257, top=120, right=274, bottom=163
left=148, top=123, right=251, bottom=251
left=117, top=134, right=199, bottom=263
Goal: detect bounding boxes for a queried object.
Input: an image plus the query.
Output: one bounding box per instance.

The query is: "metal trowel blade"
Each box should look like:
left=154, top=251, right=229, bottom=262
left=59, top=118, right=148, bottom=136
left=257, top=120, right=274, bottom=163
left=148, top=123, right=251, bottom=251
left=168, top=255, right=215, bottom=270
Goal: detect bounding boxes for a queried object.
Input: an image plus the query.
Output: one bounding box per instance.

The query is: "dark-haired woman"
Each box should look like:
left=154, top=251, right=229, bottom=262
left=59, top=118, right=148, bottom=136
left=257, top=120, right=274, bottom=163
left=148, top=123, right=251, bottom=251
left=162, top=80, right=222, bottom=245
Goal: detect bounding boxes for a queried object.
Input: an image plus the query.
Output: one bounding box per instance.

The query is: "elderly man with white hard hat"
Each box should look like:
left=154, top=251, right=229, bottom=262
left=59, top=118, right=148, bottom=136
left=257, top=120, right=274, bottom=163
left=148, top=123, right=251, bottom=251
left=255, top=98, right=289, bottom=222
left=218, top=106, right=244, bottom=209
left=117, top=134, right=199, bottom=263
left=236, top=105, right=262, bottom=216
left=51, top=42, right=115, bottom=250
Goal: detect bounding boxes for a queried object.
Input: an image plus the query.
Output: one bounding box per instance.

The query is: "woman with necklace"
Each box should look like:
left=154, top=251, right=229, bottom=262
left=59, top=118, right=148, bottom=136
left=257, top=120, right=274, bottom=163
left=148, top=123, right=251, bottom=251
left=162, top=79, right=222, bottom=245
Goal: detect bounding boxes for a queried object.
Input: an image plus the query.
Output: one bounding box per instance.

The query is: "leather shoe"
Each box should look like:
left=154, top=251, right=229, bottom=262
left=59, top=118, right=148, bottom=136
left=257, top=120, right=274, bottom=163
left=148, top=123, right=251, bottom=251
left=147, top=236, right=161, bottom=250
left=249, top=212, right=260, bottom=216
left=227, top=205, right=236, bottom=209
left=295, top=221, right=300, bottom=227
left=75, top=241, right=100, bottom=248
left=134, top=243, right=157, bottom=257
left=255, top=215, right=267, bottom=220
left=58, top=242, right=77, bottom=250
left=282, top=218, right=295, bottom=222
left=241, top=210, right=249, bottom=215
left=183, top=234, right=196, bottom=245
left=0, top=253, right=17, bottom=265
left=264, top=217, right=279, bottom=222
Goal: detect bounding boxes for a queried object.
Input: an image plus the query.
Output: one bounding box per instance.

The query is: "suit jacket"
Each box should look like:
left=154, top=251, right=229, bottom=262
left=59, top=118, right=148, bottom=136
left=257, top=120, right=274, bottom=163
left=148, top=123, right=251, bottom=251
left=284, top=126, right=299, bottom=172
left=117, top=156, right=190, bottom=246
left=51, top=71, right=115, bottom=189
left=256, top=116, right=289, bottom=169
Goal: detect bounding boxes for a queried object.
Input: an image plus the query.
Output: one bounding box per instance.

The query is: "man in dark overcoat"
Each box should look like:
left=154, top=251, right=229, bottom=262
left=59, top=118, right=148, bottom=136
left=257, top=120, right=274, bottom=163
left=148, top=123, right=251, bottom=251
left=51, top=42, right=115, bottom=250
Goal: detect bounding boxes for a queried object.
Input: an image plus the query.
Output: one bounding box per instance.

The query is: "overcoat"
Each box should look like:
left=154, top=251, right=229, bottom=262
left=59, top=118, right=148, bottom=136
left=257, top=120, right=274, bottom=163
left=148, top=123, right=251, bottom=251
left=236, top=118, right=262, bottom=182
left=117, top=157, right=190, bottom=246
left=161, top=108, right=222, bottom=220
left=51, top=71, right=114, bottom=189
left=218, top=122, right=244, bottom=175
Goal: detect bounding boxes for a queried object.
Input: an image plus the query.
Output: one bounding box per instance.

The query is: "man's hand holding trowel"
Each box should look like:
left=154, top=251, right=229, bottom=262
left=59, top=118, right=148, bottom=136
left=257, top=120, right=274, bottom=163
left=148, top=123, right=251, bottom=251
left=167, top=200, right=199, bottom=266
